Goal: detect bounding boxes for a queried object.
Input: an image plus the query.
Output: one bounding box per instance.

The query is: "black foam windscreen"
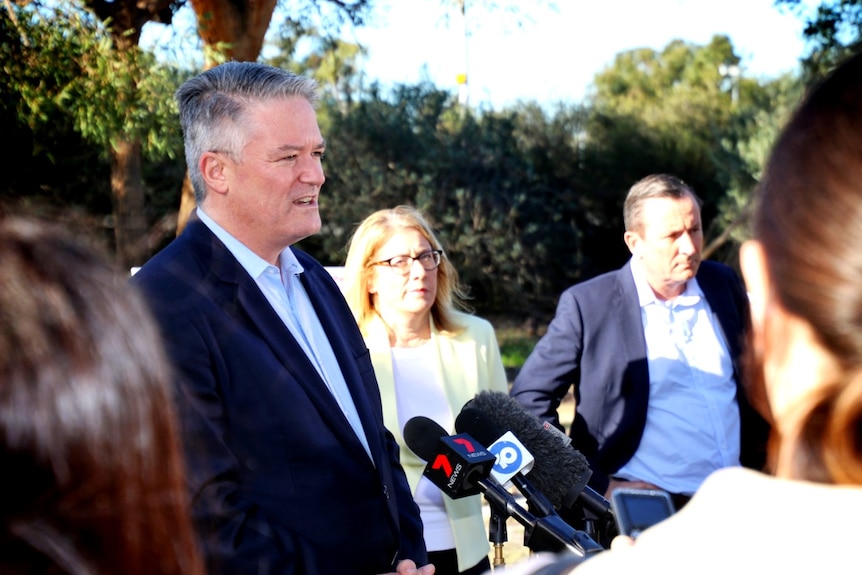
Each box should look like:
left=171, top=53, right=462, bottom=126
left=464, top=390, right=592, bottom=508
left=403, top=415, right=447, bottom=462
left=454, top=407, right=504, bottom=446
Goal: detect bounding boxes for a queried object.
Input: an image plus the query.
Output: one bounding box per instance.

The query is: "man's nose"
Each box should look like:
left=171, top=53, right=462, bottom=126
left=299, top=156, right=326, bottom=187
left=678, top=232, right=696, bottom=254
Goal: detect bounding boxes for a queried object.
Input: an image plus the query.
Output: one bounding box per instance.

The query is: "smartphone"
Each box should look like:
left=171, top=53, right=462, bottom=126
left=610, top=488, right=676, bottom=538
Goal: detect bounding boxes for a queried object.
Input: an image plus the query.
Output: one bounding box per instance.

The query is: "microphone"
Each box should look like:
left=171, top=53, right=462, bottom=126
left=464, top=391, right=615, bottom=526
left=402, top=415, right=496, bottom=498
left=403, top=415, right=603, bottom=558
left=455, top=407, right=556, bottom=518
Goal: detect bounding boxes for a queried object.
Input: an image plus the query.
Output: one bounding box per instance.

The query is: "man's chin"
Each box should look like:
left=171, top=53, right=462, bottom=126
left=671, top=271, right=696, bottom=285
left=286, top=221, right=322, bottom=246
left=677, top=263, right=700, bottom=279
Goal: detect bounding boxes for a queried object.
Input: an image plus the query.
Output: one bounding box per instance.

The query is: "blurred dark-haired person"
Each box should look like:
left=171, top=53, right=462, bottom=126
left=0, top=218, right=204, bottom=575
left=511, top=173, right=770, bottom=513
left=508, top=48, right=862, bottom=575
left=131, top=62, right=431, bottom=574
left=343, top=206, right=508, bottom=575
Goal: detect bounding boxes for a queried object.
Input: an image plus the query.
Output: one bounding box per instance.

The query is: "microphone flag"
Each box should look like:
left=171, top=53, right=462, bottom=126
left=422, top=432, right=497, bottom=499
left=487, top=431, right=535, bottom=488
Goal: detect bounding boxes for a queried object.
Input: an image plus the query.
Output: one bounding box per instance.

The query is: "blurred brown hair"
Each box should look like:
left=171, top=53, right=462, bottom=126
left=754, top=51, right=862, bottom=484
left=0, top=218, right=204, bottom=574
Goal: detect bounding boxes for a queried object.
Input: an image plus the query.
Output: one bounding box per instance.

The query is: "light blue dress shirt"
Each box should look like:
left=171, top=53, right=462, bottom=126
left=616, top=260, right=741, bottom=495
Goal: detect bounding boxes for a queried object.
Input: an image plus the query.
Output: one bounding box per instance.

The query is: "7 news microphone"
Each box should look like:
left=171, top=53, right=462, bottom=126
left=402, top=415, right=603, bottom=558
left=462, top=391, right=617, bottom=539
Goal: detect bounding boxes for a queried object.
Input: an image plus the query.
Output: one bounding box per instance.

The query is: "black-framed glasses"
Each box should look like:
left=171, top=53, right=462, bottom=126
left=372, top=250, right=442, bottom=275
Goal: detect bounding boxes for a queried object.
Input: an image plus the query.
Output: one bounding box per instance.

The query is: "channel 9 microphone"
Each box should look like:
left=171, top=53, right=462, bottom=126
left=403, top=415, right=603, bottom=559
left=455, top=407, right=557, bottom=518
left=464, top=391, right=617, bottom=545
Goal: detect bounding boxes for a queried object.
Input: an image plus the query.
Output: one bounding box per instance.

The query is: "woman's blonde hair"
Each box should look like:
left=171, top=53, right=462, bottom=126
left=343, top=206, right=469, bottom=335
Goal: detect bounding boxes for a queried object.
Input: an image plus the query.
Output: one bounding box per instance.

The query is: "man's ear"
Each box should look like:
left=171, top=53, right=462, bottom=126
left=623, top=231, right=640, bottom=257
left=739, top=240, right=769, bottom=327
left=200, top=151, right=230, bottom=195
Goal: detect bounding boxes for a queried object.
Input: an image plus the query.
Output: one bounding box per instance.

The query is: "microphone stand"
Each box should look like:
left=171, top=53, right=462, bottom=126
left=477, top=477, right=603, bottom=559
left=487, top=500, right=508, bottom=567
left=560, top=484, right=618, bottom=549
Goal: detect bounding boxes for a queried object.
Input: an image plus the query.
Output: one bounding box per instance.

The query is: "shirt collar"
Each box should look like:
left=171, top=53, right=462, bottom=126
left=196, top=207, right=304, bottom=279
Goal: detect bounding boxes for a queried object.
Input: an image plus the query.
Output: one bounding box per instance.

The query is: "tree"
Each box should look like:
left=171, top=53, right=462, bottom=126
left=710, top=71, right=804, bottom=255
left=587, top=34, right=777, bottom=263
left=777, top=0, right=862, bottom=77
left=0, top=5, right=107, bottom=228
left=307, top=79, right=594, bottom=318
left=267, top=18, right=367, bottom=108
left=2, top=2, right=184, bottom=266
left=76, top=0, right=183, bottom=268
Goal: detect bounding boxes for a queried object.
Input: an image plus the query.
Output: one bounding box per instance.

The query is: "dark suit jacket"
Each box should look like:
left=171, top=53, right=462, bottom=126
left=131, top=214, right=426, bottom=575
left=511, top=260, right=769, bottom=495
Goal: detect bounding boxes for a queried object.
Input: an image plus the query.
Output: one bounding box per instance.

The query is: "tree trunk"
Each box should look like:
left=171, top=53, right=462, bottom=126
left=81, top=0, right=177, bottom=264
left=110, top=137, right=149, bottom=269
left=192, top=0, right=277, bottom=62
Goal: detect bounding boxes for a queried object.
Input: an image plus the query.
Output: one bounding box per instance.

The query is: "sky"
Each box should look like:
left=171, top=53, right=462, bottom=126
left=346, top=0, right=814, bottom=110
left=142, top=0, right=815, bottom=111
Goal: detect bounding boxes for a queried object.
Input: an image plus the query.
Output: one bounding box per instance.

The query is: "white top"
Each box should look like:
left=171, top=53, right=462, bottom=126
left=617, top=261, right=740, bottom=494
left=392, top=342, right=456, bottom=552
left=575, top=467, right=862, bottom=573
left=495, top=467, right=862, bottom=574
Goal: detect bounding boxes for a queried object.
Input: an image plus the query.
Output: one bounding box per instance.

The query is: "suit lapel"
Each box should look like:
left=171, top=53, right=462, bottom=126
left=617, top=262, right=651, bottom=389
left=432, top=323, right=480, bottom=418
left=298, top=258, right=387, bottom=463
left=191, top=219, right=372, bottom=462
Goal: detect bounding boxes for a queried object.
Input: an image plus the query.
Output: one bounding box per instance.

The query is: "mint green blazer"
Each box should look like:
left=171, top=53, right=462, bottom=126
left=363, top=311, right=509, bottom=571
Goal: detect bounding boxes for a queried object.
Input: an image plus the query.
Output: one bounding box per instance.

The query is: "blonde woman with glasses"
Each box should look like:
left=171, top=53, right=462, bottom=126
left=344, top=206, right=508, bottom=575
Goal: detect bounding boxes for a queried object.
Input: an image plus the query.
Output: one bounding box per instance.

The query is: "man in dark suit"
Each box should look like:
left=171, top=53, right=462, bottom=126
left=132, top=62, right=432, bottom=575
left=511, top=174, right=769, bottom=511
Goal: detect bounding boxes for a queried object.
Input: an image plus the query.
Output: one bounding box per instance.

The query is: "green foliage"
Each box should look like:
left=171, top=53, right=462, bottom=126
left=0, top=2, right=186, bottom=247
left=777, top=0, right=862, bottom=78
left=77, top=47, right=186, bottom=160
left=586, top=34, right=783, bottom=263
left=298, top=82, right=600, bottom=317
left=267, top=17, right=367, bottom=106
left=3, top=4, right=183, bottom=159
left=3, top=5, right=805, bottom=319
left=498, top=334, right=539, bottom=369
left=1, top=5, right=107, bottom=210
left=712, top=72, right=804, bottom=248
